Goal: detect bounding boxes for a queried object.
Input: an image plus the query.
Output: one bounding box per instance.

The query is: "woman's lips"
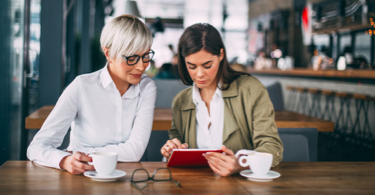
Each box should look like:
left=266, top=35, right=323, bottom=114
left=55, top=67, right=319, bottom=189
left=131, top=74, right=142, bottom=78
left=196, top=80, right=207, bottom=84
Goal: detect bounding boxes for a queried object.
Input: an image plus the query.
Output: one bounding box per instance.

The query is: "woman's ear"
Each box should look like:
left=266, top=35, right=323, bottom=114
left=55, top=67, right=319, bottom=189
left=102, top=47, right=112, bottom=63
left=219, top=48, right=224, bottom=61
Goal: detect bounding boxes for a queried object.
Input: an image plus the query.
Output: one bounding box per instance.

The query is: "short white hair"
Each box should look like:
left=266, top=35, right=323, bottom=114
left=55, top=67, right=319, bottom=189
left=100, top=14, right=153, bottom=59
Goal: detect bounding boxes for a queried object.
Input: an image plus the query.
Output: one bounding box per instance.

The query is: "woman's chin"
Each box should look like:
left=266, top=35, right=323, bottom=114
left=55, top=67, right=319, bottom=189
left=195, top=82, right=209, bottom=89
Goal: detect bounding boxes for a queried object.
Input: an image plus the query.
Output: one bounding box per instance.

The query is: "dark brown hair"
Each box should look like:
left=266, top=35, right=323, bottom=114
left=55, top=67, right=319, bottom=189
left=177, top=23, right=250, bottom=90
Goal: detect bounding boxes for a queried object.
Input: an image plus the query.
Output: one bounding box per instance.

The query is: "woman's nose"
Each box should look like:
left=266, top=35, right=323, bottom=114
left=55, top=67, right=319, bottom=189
left=196, top=67, right=205, bottom=77
left=134, top=59, right=145, bottom=72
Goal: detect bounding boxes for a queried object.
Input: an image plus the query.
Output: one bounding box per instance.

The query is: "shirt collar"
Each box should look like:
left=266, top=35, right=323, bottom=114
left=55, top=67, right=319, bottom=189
left=123, top=82, right=140, bottom=98
left=192, top=81, right=223, bottom=105
left=100, top=62, right=113, bottom=88
left=100, top=62, right=141, bottom=98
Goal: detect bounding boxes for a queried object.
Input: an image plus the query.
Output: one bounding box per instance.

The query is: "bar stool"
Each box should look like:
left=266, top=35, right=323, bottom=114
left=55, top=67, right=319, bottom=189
left=286, top=86, right=297, bottom=111
left=295, top=87, right=309, bottom=115
left=334, top=92, right=354, bottom=155
left=335, top=92, right=354, bottom=137
left=321, top=89, right=337, bottom=122
left=351, top=94, right=373, bottom=147
left=307, top=88, right=322, bottom=118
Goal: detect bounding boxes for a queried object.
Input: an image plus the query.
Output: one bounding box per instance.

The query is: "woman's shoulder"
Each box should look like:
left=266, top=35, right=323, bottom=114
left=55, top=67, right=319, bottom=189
left=235, top=74, right=266, bottom=92
left=172, top=86, right=193, bottom=105
left=73, top=70, right=101, bottom=86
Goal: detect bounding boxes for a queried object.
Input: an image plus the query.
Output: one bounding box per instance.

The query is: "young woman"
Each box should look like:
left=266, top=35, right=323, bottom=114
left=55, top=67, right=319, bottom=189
left=161, top=23, right=283, bottom=176
left=27, top=14, right=156, bottom=174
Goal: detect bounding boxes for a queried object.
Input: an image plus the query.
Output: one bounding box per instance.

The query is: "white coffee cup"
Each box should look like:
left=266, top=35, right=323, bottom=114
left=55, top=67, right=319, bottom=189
left=90, top=152, right=118, bottom=176
left=235, top=150, right=273, bottom=175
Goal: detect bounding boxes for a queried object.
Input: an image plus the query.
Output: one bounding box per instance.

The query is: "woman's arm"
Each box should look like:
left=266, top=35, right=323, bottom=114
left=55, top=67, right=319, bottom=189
left=27, top=77, right=81, bottom=169
left=74, top=80, right=157, bottom=162
left=250, top=86, right=283, bottom=167
left=161, top=93, right=188, bottom=159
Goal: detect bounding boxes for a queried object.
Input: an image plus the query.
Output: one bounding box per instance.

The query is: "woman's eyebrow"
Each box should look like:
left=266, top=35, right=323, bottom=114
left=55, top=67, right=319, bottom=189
left=187, top=61, right=212, bottom=65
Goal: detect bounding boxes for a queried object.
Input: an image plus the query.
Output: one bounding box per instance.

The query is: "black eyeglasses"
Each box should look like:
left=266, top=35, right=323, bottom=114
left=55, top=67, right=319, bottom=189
left=130, top=168, right=180, bottom=190
left=122, top=50, right=155, bottom=66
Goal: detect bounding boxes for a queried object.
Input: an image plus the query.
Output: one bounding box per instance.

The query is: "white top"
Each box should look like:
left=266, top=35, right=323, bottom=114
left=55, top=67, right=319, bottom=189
left=192, top=83, right=224, bottom=149
left=27, top=64, right=157, bottom=169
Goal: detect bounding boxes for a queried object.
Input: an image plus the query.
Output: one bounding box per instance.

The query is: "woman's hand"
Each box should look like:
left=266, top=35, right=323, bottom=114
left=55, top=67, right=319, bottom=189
left=59, top=151, right=95, bottom=174
left=203, top=145, right=243, bottom=177
left=161, top=138, right=188, bottom=160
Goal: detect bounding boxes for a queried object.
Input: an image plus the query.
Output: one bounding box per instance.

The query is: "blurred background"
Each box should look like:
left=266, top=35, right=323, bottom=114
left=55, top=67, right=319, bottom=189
left=1, top=0, right=375, bottom=166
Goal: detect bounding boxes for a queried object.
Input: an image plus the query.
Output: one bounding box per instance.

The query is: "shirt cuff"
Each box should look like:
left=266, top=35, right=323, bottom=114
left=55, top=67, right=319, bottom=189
left=52, top=150, right=72, bottom=170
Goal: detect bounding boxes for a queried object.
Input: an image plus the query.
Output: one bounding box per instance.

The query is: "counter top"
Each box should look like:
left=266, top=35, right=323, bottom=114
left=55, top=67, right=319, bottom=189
left=249, top=68, right=375, bottom=79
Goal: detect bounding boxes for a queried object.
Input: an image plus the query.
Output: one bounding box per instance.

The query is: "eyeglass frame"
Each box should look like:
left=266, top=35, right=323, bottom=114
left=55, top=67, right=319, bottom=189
left=130, top=168, right=180, bottom=190
left=121, top=50, right=155, bottom=66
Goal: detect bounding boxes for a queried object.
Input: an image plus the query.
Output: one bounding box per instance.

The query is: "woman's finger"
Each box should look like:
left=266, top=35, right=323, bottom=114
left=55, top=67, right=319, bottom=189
left=206, top=152, right=231, bottom=163
left=74, top=153, right=92, bottom=163
left=182, top=143, right=189, bottom=149
left=72, top=161, right=87, bottom=173
left=161, top=147, right=171, bottom=158
left=166, top=140, right=179, bottom=149
left=171, top=138, right=183, bottom=149
left=221, top=145, right=234, bottom=156
left=207, top=160, right=223, bottom=175
left=74, top=160, right=94, bottom=171
left=205, top=155, right=227, bottom=170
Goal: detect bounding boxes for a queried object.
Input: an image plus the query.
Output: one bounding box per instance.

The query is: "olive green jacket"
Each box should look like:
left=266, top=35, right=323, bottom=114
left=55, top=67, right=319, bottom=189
left=168, top=75, right=283, bottom=167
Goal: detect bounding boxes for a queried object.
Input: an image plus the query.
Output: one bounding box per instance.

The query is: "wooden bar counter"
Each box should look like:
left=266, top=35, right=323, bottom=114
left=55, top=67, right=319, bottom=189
left=26, top=106, right=334, bottom=132
left=1, top=161, right=374, bottom=194
left=249, top=68, right=375, bottom=79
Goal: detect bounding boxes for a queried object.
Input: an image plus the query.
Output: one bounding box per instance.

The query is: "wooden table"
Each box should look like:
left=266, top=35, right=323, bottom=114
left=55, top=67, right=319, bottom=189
left=26, top=106, right=334, bottom=132
left=1, top=161, right=374, bottom=194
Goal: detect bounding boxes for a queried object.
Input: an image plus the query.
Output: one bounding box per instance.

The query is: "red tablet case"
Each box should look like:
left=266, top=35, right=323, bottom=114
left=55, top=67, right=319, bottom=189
left=167, top=149, right=223, bottom=167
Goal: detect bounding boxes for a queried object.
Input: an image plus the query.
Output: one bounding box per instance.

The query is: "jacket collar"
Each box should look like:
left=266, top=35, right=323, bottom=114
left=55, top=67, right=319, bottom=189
left=222, top=78, right=238, bottom=98
left=181, top=88, right=196, bottom=111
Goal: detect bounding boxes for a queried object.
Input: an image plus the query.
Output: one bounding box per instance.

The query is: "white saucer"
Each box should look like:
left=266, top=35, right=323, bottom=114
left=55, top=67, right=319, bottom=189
left=240, top=170, right=280, bottom=182
left=84, top=170, right=126, bottom=182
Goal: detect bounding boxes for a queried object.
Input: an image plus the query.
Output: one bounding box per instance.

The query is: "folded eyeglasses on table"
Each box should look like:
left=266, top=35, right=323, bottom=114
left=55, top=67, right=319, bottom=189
left=130, top=168, right=180, bottom=190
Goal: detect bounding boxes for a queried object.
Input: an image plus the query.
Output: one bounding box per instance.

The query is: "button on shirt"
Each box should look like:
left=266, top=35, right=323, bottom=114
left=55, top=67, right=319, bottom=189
left=27, top=64, right=157, bottom=169
left=192, top=83, right=224, bottom=149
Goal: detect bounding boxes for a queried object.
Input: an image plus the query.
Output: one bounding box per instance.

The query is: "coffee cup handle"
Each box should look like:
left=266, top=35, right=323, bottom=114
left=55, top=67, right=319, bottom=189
left=238, top=156, right=250, bottom=167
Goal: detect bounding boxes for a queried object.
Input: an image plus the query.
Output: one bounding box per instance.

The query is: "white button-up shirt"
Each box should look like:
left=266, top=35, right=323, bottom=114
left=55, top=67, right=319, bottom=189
left=27, top=64, right=157, bottom=169
left=192, top=83, right=224, bottom=149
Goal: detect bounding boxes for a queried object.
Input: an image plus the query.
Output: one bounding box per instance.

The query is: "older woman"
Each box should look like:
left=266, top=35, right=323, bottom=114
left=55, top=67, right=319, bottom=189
left=27, top=14, right=156, bottom=174
left=161, top=23, right=283, bottom=176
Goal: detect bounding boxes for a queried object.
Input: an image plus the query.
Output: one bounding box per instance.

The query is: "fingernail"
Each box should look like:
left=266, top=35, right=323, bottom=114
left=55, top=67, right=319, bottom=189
left=206, top=152, right=211, bottom=155
left=202, top=153, right=206, bottom=157
left=207, top=161, right=210, bottom=164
